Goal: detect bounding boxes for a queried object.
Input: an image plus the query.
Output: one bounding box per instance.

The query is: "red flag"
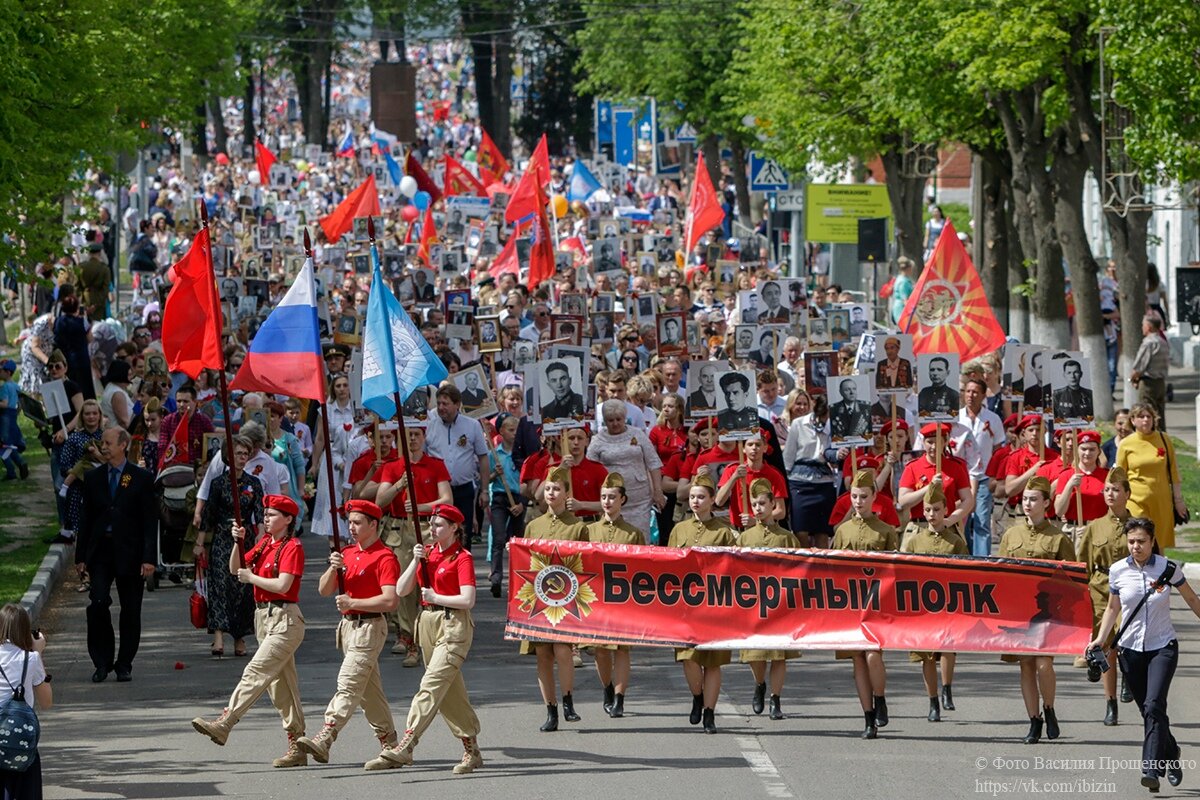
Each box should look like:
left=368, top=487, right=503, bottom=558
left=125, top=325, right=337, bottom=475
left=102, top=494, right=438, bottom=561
left=405, top=153, right=443, bottom=204
left=489, top=233, right=521, bottom=278
left=478, top=129, right=510, bottom=185
left=442, top=154, right=485, bottom=197
left=418, top=206, right=438, bottom=266
left=505, top=134, right=550, bottom=226
left=158, top=410, right=192, bottom=471
left=898, top=220, right=1006, bottom=362
left=162, top=227, right=223, bottom=379
left=684, top=151, right=725, bottom=255
left=254, top=140, right=276, bottom=185
left=318, top=175, right=381, bottom=243
left=527, top=182, right=556, bottom=289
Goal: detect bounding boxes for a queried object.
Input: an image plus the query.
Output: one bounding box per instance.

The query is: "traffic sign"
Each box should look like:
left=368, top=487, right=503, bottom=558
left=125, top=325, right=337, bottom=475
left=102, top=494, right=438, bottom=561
left=776, top=189, right=804, bottom=211
left=749, top=151, right=789, bottom=191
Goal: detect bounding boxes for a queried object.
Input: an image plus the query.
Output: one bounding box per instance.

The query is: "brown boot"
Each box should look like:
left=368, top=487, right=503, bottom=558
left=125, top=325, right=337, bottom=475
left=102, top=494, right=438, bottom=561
left=363, top=731, right=401, bottom=771
left=379, top=728, right=418, bottom=767
left=391, top=631, right=413, bottom=656
left=452, top=736, right=483, bottom=775
left=273, top=733, right=308, bottom=768
left=191, top=708, right=233, bottom=746
left=402, top=643, right=421, bottom=668
left=295, top=722, right=338, bottom=764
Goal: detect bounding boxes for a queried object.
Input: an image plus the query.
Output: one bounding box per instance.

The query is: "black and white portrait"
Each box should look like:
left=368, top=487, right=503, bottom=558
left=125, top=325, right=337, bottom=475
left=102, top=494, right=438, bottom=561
left=1002, top=343, right=1029, bottom=401
left=786, top=278, right=807, bottom=314
left=1051, top=351, right=1093, bottom=425
left=591, top=313, right=614, bottom=343
left=411, top=268, right=436, bottom=302
left=454, top=365, right=497, bottom=419
left=750, top=326, right=786, bottom=369
left=560, top=292, right=587, bottom=317
left=686, top=361, right=725, bottom=416
left=758, top=280, right=789, bottom=324
left=848, top=304, right=870, bottom=338
left=737, top=290, right=760, bottom=324
left=804, top=352, right=837, bottom=395
left=714, top=370, right=758, bottom=431
left=828, top=375, right=874, bottom=443
left=658, top=311, right=686, bottom=356
left=538, top=358, right=585, bottom=422
left=402, top=386, right=432, bottom=421
left=513, top=340, right=537, bottom=371
left=636, top=295, right=657, bottom=325
left=476, top=315, right=501, bottom=354
left=917, top=353, right=960, bottom=420
left=220, top=277, right=242, bottom=303
left=806, top=316, right=831, bottom=349
left=1023, top=347, right=1049, bottom=411
left=734, top=326, right=756, bottom=360
left=594, top=238, right=622, bottom=274
left=637, top=251, right=657, bottom=277
left=593, top=293, right=616, bottom=314
left=827, top=308, right=851, bottom=347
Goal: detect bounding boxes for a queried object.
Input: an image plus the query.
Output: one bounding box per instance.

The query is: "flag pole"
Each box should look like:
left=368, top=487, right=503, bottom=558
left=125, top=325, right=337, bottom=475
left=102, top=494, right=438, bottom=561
left=305, top=228, right=345, bottom=592
left=201, top=200, right=244, bottom=562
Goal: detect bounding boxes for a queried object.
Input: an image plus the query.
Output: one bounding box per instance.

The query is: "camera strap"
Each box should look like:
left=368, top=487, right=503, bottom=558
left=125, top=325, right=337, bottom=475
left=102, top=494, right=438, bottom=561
left=1111, top=558, right=1177, bottom=648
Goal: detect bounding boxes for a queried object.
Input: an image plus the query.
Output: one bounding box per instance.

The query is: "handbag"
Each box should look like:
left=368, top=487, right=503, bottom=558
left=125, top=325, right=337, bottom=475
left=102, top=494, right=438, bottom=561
left=190, top=555, right=208, bottom=630
left=1161, top=434, right=1190, bottom=526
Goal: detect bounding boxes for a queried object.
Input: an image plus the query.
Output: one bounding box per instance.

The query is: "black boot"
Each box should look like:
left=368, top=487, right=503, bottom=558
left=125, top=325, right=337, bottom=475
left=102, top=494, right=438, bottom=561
left=769, top=695, right=783, bottom=720
left=610, top=692, right=624, bottom=718
left=562, top=692, right=581, bottom=722
left=603, top=683, right=615, bottom=715
left=873, top=695, right=889, bottom=728
left=1121, top=673, right=1133, bottom=703
left=689, top=693, right=704, bottom=725
left=752, top=682, right=767, bottom=715
left=540, top=704, right=559, bottom=732
left=928, top=697, right=941, bottom=722
left=1022, top=716, right=1043, bottom=745
left=1043, top=705, right=1059, bottom=740
left=702, top=707, right=717, bottom=734
left=861, top=710, right=878, bottom=740
left=1167, top=744, right=1183, bottom=787
left=941, top=684, right=955, bottom=711
left=1103, top=698, right=1118, bottom=727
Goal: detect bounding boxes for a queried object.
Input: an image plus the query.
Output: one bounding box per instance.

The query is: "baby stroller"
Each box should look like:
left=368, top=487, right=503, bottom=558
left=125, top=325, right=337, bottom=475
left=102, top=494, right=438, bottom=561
left=148, top=463, right=197, bottom=591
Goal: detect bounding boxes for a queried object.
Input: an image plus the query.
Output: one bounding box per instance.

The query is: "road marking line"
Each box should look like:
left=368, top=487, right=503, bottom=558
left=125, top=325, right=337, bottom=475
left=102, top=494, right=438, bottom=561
left=736, top=735, right=795, bottom=798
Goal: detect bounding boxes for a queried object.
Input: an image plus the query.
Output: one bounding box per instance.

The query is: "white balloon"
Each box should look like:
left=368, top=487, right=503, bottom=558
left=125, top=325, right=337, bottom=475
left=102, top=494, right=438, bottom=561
left=247, top=169, right=261, bottom=186
left=399, top=176, right=418, bottom=198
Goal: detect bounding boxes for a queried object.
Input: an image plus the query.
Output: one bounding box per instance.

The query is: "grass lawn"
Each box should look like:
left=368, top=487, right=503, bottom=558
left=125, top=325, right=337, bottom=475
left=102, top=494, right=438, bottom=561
left=0, top=396, right=58, bottom=605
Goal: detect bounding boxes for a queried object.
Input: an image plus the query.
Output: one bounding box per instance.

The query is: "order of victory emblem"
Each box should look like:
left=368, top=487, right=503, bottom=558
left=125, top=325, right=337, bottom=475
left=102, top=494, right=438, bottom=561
left=913, top=279, right=964, bottom=327
left=515, top=546, right=598, bottom=626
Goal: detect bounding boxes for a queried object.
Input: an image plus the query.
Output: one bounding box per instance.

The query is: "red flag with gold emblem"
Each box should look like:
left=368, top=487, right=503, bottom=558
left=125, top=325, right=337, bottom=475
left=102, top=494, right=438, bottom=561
left=897, top=220, right=1006, bottom=361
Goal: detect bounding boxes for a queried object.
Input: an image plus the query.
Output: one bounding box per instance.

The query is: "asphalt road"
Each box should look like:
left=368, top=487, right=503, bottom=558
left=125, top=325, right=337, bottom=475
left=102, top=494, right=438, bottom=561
left=34, top=534, right=1200, bottom=799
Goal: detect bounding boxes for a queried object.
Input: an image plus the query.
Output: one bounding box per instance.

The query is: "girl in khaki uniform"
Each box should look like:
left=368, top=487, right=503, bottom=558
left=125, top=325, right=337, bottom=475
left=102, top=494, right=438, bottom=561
left=1075, top=466, right=1132, bottom=726
left=832, top=470, right=899, bottom=740
left=520, top=466, right=590, bottom=731
left=738, top=478, right=802, bottom=720
left=901, top=484, right=968, bottom=722
left=586, top=473, right=644, bottom=718
left=668, top=473, right=736, bottom=734
left=997, top=475, right=1076, bottom=744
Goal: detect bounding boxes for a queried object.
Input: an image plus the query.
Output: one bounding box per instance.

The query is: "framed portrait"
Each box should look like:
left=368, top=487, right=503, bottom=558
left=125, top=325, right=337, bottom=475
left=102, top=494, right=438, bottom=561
left=410, top=268, right=437, bottom=302
left=255, top=225, right=274, bottom=251
left=560, top=292, right=587, bottom=318
left=551, top=314, right=584, bottom=346
left=382, top=249, right=404, bottom=278
left=712, top=369, right=758, bottom=432
left=805, top=315, right=832, bottom=350
left=324, top=246, right=346, bottom=270
left=352, top=253, right=371, bottom=275
left=476, top=315, right=502, bottom=354
left=828, top=375, right=875, bottom=445
left=446, top=290, right=474, bottom=340
left=847, top=303, right=871, bottom=338
left=827, top=308, right=851, bottom=348
left=597, top=217, right=620, bottom=239
left=334, top=313, right=362, bottom=347
left=453, top=364, right=498, bottom=419
left=555, top=251, right=574, bottom=274
left=1050, top=351, right=1093, bottom=427
left=1022, top=346, right=1050, bottom=412
left=657, top=310, right=687, bottom=357
left=236, top=295, right=259, bottom=320
left=706, top=243, right=723, bottom=268
left=746, top=325, right=787, bottom=369
left=635, top=294, right=657, bottom=327
left=593, top=292, right=616, bottom=314
left=733, top=325, right=757, bottom=361
left=636, top=251, right=657, bottom=277
left=245, top=278, right=269, bottom=305
left=537, top=356, right=586, bottom=427
left=804, top=351, right=838, bottom=395
left=685, top=360, right=728, bottom=418
left=352, top=217, right=370, bottom=242
left=592, top=237, right=623, bottom=278
left=655, top=234, right=677, bottom=263
left=401, top=386, right=432, bottom=423
left=219, top=277, right=242, bottom=303
left=466, top=222, right=484, bottom=256
left=686, top=319, right=703, bottom=354
left=736, top=290, right=760, bottom=325
left=202, top=432, right=224, bottom=464
left=590, top=313, right=615, bottom=344
left=916, top=352, right=960, bottom=421
left=873, top=333, right=915, bottom=395
left=716, top=259, right=738, bottom=293
left=854, top=333, right=878, bottom=378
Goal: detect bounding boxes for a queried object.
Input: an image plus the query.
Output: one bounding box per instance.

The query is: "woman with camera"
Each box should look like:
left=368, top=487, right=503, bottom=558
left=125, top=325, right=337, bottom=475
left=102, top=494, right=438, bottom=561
left=1089, top=516, right=1200, bottom=792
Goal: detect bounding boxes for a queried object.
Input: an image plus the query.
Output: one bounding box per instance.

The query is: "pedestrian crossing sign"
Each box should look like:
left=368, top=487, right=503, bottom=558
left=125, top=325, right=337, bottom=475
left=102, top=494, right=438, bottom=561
left=749, top=151, right=789, bottom=191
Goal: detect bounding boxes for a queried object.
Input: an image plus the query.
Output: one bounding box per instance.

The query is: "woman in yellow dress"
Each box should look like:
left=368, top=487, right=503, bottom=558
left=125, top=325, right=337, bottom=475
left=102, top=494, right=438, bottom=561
left=1116, top=403, right=1186, bottom=549
left=738, top=478, right=802, bottom=720
left=667, top=473, right=736, bottom=733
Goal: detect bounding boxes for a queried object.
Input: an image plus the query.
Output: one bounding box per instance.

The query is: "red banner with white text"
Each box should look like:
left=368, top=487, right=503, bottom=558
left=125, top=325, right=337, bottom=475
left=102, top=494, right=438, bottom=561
left=505, top=541, right=1092, bottom=655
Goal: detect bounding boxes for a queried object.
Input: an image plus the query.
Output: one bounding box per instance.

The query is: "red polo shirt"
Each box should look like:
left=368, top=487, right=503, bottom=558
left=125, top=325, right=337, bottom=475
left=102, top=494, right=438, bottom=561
left=662, top=451, right=687, bottom=481
left=687, top=445, right=739, bottom=481
left=340, top=539, right=400, bottom=609
left=419, top=540, right=475, bottom=603
left=1052, top=467, right=1109, bottom=524
left=348, top=446, right=399, bottom=487
left=520, top=449, right=551, bottom=485
left=899, top=455, right=972, bottom=521
left=539, top=455, right=608, bottom=505
left=248, top=536, right=305, bottom=603
left=650, top=425, right=688, bottom=464
left=718, top=461, right=787, bottom=524
left=374, top=455, right=451, bottom=518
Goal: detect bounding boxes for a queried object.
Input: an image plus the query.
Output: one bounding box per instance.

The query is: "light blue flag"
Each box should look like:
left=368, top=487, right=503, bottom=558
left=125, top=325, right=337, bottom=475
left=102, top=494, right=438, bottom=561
left=360, top=246, right=448, bottom=420
left=383, top=149, right=402, bottom=186
left=567, top=159, right=602, bottom=203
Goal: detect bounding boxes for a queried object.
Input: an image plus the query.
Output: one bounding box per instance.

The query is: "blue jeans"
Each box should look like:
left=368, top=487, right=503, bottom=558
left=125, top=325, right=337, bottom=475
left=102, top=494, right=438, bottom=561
left=51, top=442, right=66, bottom=523
left=1106, top=338, right=1119, bottom=393
left=967, top=479, right=993, bottom=556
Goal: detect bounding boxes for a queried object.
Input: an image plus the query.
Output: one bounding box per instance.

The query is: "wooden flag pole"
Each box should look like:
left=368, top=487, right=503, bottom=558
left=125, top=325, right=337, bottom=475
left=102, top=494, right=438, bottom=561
left=202, top=200, right=244, bottom=562
left=1037, top=417, right=1045, bottom=461
left=935, top=425, right=943, bottom=476
left=306, top=228, right=344, bottom=592
left=393, top=398, right=431, bottom=581
left=1073, top=429, right=1083, bottom=525
left=737, top=439, right=750, bottom=525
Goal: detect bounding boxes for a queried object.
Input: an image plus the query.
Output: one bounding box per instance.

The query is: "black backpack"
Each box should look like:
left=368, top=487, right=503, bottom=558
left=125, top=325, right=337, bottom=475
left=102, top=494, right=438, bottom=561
left=0, top=652, right=40, bottom=772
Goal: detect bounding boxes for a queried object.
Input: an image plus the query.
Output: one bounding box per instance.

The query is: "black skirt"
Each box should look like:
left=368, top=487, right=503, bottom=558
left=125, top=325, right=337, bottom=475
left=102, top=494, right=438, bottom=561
left=788, top=481, right=837, bottom=536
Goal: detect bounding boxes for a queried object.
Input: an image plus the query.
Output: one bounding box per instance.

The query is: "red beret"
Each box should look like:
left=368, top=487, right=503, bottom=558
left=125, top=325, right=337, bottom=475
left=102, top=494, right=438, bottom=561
left=920, top=422, right=952, bottom=438
left=431, top=503, right=465, bottom=525
left=343, top=499, right=383, bottom=521
left=880, top=418, right=909, bottom=437
left=1077, top=430, right=1101, bottom=445
left=263, top=494, right=299, bottom=517
left=691, top=417, right=718, bottom=435
left=1015, top=414, right=1043, bottom=433
left=1003, top=413, right=1019, bottom=429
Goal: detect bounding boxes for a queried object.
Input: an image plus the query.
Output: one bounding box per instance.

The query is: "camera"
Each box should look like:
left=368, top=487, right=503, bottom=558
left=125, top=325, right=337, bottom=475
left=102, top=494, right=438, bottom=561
left=1085, top=646, right=1109, bottom=683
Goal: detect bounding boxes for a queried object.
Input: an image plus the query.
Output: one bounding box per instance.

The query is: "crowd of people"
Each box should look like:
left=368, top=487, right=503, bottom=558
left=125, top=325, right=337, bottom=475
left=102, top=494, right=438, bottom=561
left=1, top=37, right=1196, bottom=798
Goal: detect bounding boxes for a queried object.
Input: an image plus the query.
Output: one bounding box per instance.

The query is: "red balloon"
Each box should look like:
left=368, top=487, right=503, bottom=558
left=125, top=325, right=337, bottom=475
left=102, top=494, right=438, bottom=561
left=401, top=205, right=420, bottom=222
left=214, top=152, right=230, bottom=165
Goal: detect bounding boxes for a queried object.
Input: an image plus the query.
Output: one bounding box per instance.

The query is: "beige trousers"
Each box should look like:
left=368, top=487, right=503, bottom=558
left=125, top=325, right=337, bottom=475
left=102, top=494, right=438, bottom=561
left=225, top=604, right=306, bottom=736
left=405, top=607, right=481, bottom=739
left=323, top=615, right=395, bottom=739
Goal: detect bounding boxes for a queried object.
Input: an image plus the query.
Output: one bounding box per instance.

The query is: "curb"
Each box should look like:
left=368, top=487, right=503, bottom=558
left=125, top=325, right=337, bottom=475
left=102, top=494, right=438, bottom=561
left=20, top=542, right=72, bottom=625
left=1186, top=563, right=1200, bottom=585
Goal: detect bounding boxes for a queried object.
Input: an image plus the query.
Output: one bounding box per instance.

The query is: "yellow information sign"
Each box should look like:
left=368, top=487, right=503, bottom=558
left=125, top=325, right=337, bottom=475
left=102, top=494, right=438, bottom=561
left=804, top=184, right=892, bottom=243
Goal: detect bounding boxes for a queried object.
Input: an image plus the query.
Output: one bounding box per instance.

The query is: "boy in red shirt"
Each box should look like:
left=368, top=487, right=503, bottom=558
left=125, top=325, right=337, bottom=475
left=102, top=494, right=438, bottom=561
left=715, top=432, right=787, bottom=528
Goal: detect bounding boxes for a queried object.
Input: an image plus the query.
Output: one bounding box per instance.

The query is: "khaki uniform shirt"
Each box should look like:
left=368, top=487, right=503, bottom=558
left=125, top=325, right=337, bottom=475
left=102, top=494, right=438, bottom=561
left=1077, top=511, right=1130, bottom=594
left=524, top=508, right=590, bottom=542
left=832, top=514, right=899, bottom=552
left=738, top=523, right=801, bottom=549
left=902, top=523, right=968, bottom=556
left=668, top=516, right=737, bottom=548
left=586, top=516, right=645, bottom=545
left=998, top=518, right=1076, bottom=561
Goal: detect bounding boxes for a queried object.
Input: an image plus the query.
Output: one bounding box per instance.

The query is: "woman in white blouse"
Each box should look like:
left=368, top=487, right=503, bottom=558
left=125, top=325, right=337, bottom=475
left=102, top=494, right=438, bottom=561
left=782, top=394, right=837, bottom=548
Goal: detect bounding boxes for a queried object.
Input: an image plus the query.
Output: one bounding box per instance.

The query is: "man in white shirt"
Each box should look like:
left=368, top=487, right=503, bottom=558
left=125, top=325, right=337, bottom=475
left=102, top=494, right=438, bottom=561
left=193, top=421, right=289, bottom=526
left=423, top=384, right=490, bottom=549
left=957, top=378, right=1004, bottom=555
left=660, top=358, right=687, bottom=399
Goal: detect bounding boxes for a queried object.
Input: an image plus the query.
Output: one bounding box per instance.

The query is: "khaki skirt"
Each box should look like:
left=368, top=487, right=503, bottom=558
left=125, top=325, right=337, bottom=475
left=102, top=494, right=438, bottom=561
left=675, top=647, right=731, bottom=668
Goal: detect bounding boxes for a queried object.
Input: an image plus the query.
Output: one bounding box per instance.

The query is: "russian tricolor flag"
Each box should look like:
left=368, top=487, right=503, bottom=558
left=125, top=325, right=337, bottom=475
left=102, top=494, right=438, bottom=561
left=337, top=125, right=355, bottom=157
left=229, top=257, right=327, bottom=402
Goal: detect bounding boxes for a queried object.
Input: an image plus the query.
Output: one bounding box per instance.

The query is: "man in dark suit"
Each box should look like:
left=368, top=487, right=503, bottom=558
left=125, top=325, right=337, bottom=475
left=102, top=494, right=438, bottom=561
left=687, top=363, right=720, bottom=415
left=77, top=427, right=157, bottom=683
left=875, top=336, right=913, bottom=390
left=539, top=361, right=585, bottom=420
